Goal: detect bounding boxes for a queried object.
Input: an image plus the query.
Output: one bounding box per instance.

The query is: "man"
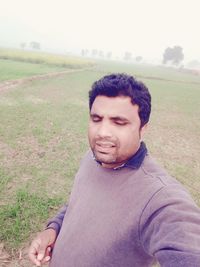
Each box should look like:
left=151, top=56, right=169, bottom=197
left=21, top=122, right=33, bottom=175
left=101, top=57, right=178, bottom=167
left=29, top=73, right=200, bottom=266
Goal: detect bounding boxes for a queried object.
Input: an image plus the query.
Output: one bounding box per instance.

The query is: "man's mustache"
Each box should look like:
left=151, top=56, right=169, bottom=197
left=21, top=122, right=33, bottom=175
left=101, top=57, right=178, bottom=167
left=95, top=137, right=117, bottom=147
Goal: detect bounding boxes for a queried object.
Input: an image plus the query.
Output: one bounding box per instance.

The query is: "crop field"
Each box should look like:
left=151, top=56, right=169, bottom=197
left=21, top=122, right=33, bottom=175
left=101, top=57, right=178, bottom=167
left=0, top=52, right=200, bottom=266
left=0, top=48, right=94, bottom=82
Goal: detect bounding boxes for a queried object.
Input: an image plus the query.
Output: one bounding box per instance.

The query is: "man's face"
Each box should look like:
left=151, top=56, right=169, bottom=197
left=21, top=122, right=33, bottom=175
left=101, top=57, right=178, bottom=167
left=88, top=95, right=147, bottom=168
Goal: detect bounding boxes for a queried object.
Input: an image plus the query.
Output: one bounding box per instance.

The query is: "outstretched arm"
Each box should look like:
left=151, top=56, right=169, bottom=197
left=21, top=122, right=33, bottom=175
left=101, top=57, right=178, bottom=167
left=140, top=186, right=200, bottom=266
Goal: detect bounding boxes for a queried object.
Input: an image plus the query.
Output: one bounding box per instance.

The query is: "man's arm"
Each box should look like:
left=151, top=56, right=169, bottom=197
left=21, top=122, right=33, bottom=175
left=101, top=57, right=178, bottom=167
left=29, top=204, right=68, bottom=266
left=139, top=186, right=200, bottom=266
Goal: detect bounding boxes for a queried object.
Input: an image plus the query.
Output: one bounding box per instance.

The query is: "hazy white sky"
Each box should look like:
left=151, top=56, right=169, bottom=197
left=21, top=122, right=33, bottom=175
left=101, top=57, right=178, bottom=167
left=0, top=0, right=199, bottom=62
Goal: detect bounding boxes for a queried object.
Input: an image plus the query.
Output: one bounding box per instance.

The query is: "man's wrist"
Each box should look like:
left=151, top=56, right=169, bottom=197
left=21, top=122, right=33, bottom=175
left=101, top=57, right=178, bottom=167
left=46, top=222, right=60, bottom=236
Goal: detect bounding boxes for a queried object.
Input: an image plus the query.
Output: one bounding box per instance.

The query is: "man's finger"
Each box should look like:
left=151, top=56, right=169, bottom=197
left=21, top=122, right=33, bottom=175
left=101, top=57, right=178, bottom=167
left=40, top=247, right=52, bottom=264
left=37, top=253, right=45, bottom=261
left=42, top=255, right=51, bottom=264
left=36, top=239, right=48, bottom=261
left=37, top=247, right=47, bottom=261
left=28, top=240, right=42, bottom=266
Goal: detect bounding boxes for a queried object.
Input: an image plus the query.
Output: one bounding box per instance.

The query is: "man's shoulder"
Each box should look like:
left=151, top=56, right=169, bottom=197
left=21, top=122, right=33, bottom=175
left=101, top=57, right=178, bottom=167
left=140, top=153, right=180, bottom=187
left=138, top=154, right=194, bottom=207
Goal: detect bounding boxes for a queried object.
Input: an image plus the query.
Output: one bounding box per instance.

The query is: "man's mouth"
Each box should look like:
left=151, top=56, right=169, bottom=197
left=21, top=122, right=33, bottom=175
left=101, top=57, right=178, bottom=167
left=95, top=141, right=116, bottom=148
left=95, top=141, right=116, bottom=154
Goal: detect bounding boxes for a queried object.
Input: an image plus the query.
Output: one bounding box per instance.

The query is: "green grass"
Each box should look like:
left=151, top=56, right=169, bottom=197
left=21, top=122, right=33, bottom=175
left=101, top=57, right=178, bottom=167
left=0, top=59, right=200, bottom=255
left=0, top=189, right=62, bottom=250
left=0, top=59, right=68, bottom=81
left=0, top=168, right=13, bottom=193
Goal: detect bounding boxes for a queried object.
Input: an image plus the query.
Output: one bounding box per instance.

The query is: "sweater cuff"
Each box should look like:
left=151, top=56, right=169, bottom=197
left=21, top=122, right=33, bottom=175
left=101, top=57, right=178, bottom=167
left=46, top=222, right=60, bottom=236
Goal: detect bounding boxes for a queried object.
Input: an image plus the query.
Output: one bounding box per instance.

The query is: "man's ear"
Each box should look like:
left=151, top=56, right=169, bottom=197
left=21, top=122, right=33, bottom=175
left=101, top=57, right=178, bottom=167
left=140, top=123, right=148, bottom=140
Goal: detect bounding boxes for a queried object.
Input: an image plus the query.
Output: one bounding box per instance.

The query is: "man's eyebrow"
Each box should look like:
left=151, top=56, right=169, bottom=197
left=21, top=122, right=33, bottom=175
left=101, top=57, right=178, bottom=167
left=90, top=113, right=102, bottom=118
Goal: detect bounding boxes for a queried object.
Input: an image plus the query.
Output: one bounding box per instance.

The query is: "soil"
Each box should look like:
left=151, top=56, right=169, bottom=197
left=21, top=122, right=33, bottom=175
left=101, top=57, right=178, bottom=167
left=0, top=243, right=32, bottom=267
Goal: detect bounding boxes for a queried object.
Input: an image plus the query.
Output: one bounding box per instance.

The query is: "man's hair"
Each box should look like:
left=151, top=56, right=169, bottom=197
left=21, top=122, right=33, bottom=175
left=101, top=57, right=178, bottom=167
left=89, top=73, right=151, bottom=127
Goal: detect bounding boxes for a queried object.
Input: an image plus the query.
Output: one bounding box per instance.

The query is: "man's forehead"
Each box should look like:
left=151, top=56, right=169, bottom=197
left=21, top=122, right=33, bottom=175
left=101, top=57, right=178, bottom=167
left=90, top=95, right=139, bottom=118
left=91, top=95, right=137, bottom=109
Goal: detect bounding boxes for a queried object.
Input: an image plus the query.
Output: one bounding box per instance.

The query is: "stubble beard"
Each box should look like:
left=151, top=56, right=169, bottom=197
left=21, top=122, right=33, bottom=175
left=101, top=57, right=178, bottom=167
left=93, top=149, right=118, bottom=164
left=89, top=136, right=123, bottom=167
left=91, top=141, right=123, bottom=167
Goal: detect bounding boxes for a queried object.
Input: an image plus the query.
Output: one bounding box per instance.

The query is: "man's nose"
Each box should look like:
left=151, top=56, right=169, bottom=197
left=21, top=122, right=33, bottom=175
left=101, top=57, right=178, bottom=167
left=97, top=121, right=112, bottom=138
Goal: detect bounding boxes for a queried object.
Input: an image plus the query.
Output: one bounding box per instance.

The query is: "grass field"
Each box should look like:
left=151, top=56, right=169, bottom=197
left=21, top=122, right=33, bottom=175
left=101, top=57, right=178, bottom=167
left=0, top=53, right=200, bottom=265
left=0, top=59, right=70, bottom=82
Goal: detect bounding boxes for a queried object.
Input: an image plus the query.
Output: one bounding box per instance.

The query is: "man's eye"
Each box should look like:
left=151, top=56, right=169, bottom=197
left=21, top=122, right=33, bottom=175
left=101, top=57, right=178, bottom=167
left=92, top=117, right=101, bottom=122
left=114, top=121, right=127, bottom=126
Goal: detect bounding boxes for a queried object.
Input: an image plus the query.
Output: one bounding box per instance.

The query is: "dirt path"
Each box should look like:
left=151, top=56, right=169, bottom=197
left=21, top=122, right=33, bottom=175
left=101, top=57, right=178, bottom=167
left=0, top=68, right=90, bottom=94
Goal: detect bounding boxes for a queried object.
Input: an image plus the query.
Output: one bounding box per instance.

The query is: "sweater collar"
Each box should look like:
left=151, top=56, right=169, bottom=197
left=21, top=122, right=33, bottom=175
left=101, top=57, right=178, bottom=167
left=122, top=141, right=147, bottom=170
left=93, top=141, right=147, bottom=170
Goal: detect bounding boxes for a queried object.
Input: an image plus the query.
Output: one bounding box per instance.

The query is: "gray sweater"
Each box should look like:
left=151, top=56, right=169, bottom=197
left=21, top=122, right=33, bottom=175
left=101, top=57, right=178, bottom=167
left=48, top=151, right=200, bottom=266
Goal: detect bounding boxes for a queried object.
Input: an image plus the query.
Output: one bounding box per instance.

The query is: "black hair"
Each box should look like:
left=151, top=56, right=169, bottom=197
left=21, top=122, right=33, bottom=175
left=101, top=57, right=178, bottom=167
left=89, top=73, right=151, bottom=127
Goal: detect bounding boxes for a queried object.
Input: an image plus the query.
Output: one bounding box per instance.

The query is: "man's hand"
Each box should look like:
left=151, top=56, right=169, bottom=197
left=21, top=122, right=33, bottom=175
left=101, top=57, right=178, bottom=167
left=28, top=228, right=57, bottom=266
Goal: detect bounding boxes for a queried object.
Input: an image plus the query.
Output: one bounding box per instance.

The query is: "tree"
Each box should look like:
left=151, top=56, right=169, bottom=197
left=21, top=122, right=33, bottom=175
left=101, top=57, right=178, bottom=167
left=30, top=41, right=40, bottom=50
left=92, top=49, right=98, bottom=57
left=162, top=46, right=184, bottom=66
left=98, top=50, right=104, bottom=58
left=135, top=56, right=143, bottom=63
left=81, top=49, right=85, bottom=56
left=124, top=51, right=132, bottom=61
left=81, top=49, right=89, bottom=57
left=106, top=51, right=112, bottom=59
left=20, top=42, right=26, bottom=50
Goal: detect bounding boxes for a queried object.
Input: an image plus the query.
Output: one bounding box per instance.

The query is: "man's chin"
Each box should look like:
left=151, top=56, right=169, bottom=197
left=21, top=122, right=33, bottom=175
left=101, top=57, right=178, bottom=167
left=100, top=159, right=122, bottom=169
left=93, top=151, right=126, bottom=169
left=94, top=151, right=116, bottom=164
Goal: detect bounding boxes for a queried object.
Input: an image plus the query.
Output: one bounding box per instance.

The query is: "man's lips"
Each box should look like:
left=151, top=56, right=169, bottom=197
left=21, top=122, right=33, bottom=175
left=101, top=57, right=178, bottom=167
left=95, top=141, right=116, bottom=154
left=95, top=141, right=116, bottom=148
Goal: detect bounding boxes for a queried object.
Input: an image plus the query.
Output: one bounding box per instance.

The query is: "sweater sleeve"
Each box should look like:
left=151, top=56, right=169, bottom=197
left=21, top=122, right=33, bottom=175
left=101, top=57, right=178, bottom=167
left=46, top=204, right=68, bottom=236
left=139, top=185, right=200, bottom=267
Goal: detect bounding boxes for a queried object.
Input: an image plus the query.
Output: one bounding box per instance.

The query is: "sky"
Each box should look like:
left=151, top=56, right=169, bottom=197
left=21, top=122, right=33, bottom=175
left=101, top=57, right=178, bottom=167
left=0, top=0, right=199, bottom=63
